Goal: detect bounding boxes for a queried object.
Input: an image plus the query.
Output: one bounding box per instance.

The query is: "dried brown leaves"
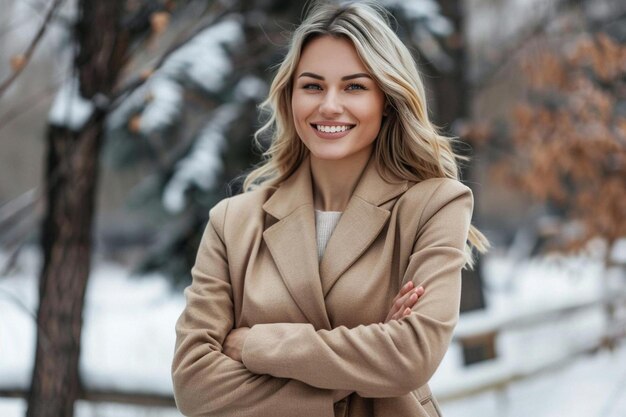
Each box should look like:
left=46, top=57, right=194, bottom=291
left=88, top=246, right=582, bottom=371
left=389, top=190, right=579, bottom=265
left=493, top=30, right=626, bottom=249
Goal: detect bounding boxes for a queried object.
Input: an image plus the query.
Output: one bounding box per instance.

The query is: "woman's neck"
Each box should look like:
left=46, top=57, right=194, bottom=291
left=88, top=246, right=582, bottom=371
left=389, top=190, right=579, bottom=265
left=310, top=147, right=372, bottom=211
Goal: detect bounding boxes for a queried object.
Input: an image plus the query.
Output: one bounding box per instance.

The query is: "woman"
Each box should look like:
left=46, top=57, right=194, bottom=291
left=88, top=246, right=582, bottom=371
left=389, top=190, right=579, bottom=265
left=172, top=1, right=489, bottom=416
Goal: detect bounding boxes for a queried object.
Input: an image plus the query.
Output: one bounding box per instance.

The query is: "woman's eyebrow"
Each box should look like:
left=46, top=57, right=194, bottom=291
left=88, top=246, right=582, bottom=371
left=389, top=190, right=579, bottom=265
left=298, top=72, right=372, bottom=81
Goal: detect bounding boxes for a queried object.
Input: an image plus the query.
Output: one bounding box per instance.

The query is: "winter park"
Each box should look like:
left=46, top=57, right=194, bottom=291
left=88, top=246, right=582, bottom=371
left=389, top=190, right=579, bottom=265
left=1, top=0, right=625, bottom=417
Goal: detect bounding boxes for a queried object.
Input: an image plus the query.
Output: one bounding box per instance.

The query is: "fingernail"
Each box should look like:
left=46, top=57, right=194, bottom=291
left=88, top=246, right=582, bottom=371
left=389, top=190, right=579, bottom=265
left=405, top=281, right=413, bottom=289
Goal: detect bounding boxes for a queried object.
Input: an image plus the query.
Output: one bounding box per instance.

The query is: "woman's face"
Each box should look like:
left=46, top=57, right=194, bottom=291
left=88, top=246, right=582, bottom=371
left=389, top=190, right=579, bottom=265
left=291, top=35, right=386, bottom=164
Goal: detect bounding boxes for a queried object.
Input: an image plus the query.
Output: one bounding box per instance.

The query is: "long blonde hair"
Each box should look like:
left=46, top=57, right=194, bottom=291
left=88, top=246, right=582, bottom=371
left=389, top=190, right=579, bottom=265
left=243, top=0, right=489, bottom=265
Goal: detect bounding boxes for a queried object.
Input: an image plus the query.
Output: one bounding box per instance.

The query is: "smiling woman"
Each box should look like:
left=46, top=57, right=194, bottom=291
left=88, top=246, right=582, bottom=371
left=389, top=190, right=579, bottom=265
left=172, top=1, right=489, bottom=417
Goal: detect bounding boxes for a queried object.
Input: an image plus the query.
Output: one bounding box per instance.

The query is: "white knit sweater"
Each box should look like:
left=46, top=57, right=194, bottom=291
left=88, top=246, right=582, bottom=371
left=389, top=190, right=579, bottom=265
left=314, top=209, right=343, bottom=261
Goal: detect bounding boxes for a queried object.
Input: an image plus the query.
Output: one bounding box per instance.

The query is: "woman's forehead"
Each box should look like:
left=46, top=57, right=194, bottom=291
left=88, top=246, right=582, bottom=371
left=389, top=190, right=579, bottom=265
left=296, top=36, right=370, bottom=77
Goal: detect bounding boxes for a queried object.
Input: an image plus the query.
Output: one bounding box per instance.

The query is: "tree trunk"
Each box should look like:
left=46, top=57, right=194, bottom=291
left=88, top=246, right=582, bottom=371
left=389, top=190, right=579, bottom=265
left=430, top=0, right=467, bottom=129
left=430, top=0, right=487, bottom=313
left=27, top=122, right=103, bottom=417
left=27, top=1, right=126, bottom=416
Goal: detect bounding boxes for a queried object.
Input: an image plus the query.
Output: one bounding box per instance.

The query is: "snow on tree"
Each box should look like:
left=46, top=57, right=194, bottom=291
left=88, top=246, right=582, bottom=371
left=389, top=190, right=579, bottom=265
left=48, top=76, right=95, bottom=131
left=380, top=0, right=453, bottom=71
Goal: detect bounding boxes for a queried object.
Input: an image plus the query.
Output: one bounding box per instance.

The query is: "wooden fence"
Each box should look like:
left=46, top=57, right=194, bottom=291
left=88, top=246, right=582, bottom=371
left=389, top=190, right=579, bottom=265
left=438, top=287, right=626, bottom=403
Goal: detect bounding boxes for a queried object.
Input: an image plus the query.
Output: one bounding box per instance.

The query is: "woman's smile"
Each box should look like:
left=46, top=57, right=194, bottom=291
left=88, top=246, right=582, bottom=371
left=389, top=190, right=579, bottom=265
left=310, top=122, right=356, bottom=139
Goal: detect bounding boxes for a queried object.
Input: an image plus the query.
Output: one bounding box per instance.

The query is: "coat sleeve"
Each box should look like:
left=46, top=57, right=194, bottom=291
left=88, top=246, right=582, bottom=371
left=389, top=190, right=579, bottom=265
left=171, top=199, right=335, bottom=417
left=241, top=180, right=472, bottom=398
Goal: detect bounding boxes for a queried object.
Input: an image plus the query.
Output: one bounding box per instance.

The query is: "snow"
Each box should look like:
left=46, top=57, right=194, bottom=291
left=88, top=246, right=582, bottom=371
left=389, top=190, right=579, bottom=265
left=48, top=76, right=95, bottom=131
left=430, top=246, right=626, bottom=417
left=106, top=76, right=183, bottom=136
left=378, top=0, right=454, bottom=71
left=1, top=240, right=625, bottom=416
left=161, top=75, right=266, bottom=213
left=0, top=249, right=185, bottom=396
left=381, top=0, right=453, bottom=36
left=233, top=75, right=267, bottom=102
left=0, top=400, right=183, bottom=417
left=138, top=77, right=184, bottom=136
left=160, top=18, right=244, bottom=93
left=80, top=263, right=184, bottom=395
left=162, top=103, right=240, bottom=213
left=439, top=342, right=626, bottom=417
left=105, top=83, right=147, bottom=132
left=106, top=17, right=244, bottom=139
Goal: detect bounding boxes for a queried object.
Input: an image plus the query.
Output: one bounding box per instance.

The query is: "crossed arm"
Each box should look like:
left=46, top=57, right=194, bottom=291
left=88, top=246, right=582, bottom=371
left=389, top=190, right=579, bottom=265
left=222, top=281, right=423, bottom=402
left=222, top=280, right=424, bottom=361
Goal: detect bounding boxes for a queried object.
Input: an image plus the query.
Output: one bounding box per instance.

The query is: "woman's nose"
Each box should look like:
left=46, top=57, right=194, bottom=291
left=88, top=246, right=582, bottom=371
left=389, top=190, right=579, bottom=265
left=319, top=90, right=342, bottom=115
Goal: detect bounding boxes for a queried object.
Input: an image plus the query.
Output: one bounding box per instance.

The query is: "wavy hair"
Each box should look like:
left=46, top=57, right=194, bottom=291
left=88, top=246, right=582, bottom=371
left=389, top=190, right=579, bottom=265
left=243, top=0, right=489, bottom=265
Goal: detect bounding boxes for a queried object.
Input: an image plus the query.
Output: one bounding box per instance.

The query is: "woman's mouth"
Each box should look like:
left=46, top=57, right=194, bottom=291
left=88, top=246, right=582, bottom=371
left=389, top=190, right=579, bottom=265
left=313, top=124, right=354, bottom=133
left=310, top=123, right=355, bottom=139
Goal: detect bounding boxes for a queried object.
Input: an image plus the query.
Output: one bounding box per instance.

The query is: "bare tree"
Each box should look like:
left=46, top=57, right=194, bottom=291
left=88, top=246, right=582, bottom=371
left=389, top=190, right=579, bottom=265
left=26, top=1, right=128, bottom=415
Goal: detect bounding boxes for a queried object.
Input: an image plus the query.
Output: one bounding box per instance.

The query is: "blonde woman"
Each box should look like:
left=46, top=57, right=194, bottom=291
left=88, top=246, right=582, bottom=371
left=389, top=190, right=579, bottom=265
left=172, top=1, right=488, bottom=416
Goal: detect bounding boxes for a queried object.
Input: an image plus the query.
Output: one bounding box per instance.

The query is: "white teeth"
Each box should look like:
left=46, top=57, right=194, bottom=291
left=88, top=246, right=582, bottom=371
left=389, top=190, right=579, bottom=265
left=316, top=125, right=352, bottom=133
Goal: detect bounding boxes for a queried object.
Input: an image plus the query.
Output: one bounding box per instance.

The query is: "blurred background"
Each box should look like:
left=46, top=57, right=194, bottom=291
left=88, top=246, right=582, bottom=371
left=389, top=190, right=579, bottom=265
left=0, top=0, right=625, bottom=416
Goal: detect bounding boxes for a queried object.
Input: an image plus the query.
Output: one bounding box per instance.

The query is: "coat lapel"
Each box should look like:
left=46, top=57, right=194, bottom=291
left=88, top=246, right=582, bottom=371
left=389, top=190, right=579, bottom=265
left=262, top=155, right=409, bottom=324
left=262, top=158, right=331, bottom=330
left=319, top=157, right=408, bottom=296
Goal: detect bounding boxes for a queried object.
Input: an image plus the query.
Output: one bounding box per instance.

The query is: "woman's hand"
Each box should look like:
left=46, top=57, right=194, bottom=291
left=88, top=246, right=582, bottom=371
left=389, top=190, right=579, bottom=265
left=384, top=281, right=424, bottom=323
left=223, top=326, right=250, bottom=362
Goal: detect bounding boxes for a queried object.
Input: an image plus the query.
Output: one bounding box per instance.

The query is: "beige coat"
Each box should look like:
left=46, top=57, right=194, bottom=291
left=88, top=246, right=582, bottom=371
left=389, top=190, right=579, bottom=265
left=172, top=156, right=473, bottom=417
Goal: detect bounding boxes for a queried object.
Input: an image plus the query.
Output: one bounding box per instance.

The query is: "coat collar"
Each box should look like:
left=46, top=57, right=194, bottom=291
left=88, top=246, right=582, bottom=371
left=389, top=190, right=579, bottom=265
left=262, top=155, right=408, bottom=329
left=262, top=155, right=408, bottom=218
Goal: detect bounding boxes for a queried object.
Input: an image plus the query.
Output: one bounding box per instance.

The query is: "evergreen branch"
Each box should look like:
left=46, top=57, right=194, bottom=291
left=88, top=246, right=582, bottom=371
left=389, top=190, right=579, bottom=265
left=0, top=0, right=65, bottom=99
left=109, top=2, right=232, bottom=109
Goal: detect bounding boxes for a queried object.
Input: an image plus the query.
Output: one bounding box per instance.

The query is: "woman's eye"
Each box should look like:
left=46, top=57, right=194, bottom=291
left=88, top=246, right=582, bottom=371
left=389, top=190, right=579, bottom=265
left=346, top=83, right=367, bottom=91
left=303, top=83, right=322, bottom=90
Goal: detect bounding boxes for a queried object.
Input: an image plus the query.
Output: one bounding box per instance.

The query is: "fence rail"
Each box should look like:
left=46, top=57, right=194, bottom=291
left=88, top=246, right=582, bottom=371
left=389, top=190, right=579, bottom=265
left=0, top=389, right=176, bottom=408
left=439, top=288, right=626, bottom=403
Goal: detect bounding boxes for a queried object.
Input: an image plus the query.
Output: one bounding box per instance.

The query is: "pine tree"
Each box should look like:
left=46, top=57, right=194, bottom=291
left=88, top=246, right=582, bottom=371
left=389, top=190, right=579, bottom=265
left=105, top=0, right=460, bottom=286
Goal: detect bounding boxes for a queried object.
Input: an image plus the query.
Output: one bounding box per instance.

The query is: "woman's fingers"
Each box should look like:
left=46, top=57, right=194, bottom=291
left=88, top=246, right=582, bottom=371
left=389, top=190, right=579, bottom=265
left=395, top=286, right=424, bottom=319
left=391, top=280, right=413, bottom=305
left=385, top=282, right=413, bottom=323
left=394, top=285, right=423, bottom=312
left=399, top=288, right=423, bottom=317
left=386, top=285, right=424, bottom=322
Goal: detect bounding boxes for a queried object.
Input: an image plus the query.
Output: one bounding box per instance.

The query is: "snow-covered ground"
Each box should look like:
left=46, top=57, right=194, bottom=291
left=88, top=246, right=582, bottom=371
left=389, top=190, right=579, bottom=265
left=1, top=243, right=625, bottom=416
left=435, top=241, right=626, bottom=417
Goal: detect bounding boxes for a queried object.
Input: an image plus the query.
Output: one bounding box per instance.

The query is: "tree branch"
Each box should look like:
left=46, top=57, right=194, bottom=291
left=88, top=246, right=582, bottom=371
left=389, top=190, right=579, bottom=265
left=109, top=1, right=232, bottom=108
left=0, top=0, right=65, bottom=99
left=469, top=0, right=586, bottom=90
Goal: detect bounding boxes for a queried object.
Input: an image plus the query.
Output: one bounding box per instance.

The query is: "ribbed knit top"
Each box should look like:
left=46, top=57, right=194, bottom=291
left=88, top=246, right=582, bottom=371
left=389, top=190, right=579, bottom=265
left=314, top=209, right=343, bottom=261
